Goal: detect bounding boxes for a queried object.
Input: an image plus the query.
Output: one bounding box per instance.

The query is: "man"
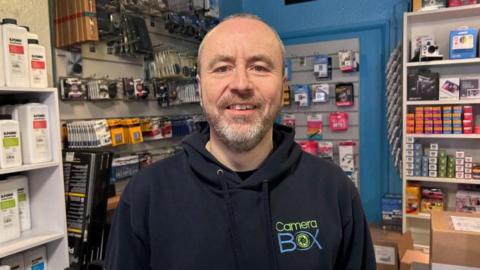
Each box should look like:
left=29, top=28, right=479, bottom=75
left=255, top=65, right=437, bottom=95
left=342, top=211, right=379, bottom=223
left=105, top=13, right=375, bottom=270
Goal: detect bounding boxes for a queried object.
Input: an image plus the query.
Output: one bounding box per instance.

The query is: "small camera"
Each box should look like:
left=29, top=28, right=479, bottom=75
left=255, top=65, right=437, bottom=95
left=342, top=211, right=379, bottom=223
left=420, top=39, right=443, bottom=61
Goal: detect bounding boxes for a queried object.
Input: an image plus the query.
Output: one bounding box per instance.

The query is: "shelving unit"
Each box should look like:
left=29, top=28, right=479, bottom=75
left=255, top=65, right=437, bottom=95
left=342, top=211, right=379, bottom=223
left=0, top=88, right=69, bottom=268
left=402, top=4, right=480, bottom=248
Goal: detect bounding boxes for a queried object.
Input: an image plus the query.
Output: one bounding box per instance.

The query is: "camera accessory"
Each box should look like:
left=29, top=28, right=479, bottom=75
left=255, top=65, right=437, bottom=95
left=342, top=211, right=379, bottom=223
left=407, top=70, right=439, bottom=101
left=313, top=55, right=332, bottom=79
left=311, top=83, right=329, bottom=103
left=306, top=114, right=323, bottom=140
left=335, top=83, right=354, bottom=107
left=318, top=141, right=334, bottom=160
left=338, top=50, right=358, bottom=72
left=420, top=38, right=443, bottom=61
left=339, top=141, right=356, bottom=172
left=449, top=27, right=479, bottom=60
left=292, top=84, right=311, bottom=107
left=439, top=77, right=460, bottom=100
left=123, top=78, right=135, bottom=99
left=282, top=113, right=296, bottom=128
left=60, top=77, right=86, bottom=100
left=460, top=78, right=480, bottom=100
left=329, top=112, right=349, bottom=132
left=421, top=0, right=447, bottom=10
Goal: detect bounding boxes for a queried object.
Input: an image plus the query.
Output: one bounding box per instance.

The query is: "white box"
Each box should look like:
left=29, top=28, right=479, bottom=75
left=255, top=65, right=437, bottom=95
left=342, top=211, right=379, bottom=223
left=455, top=172, right=465, bottom=179
left=430, top=151, right=438, bottom=157
left=406, top=150, right=415, bottom=157
left=339, top=143, right=355, bottom=172
left=430, top=143, right=439, bottom=150
left=465, top=174, right=472, bottom=179
left=406, top=157, right=415, bottom=163
left=406, top=144, right=414, bottom=150
left=406, top=137, right=415, bottom=143
left=456, top=166, right=465, bottom=172
left=429, top=164, right=438, bottom=171
left=406, top=170, right=414, bottom=177
left=465, top=168, right=472, bottom=174
left=439, top=77, right=460, bottom=100
left=429, top=158, right=438, bottom=164
left=407, top=163, right=415, bottom=170
left=456, top=159, right=465, bottom=165
left=455, top=151, right=465, bottom=159
left=465, top=163, right=473, bottom=168
left=429, top=171, right=438, bottom=177
left=24, top=246, right=47, bottom=270
left=465, top=157, right=473, bottom=163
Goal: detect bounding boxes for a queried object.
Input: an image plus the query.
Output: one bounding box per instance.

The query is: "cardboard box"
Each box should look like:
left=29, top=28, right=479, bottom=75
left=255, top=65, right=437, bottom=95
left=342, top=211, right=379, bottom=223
left=400, top=249, right=429, bottom=270
left=371, top=225, right=413, bottom=270
left=431, top=211, right=480, bottom=269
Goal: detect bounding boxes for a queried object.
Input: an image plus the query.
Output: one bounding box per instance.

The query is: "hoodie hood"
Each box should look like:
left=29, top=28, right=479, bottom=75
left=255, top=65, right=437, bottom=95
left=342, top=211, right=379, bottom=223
left=182, top=123, right=303, bottom=190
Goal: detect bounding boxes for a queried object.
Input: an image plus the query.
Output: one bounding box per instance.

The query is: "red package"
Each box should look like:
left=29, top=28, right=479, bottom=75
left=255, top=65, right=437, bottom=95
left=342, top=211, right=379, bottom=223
left=329, top=112, right=349, bottom=131
left=448, top=0, right=478, bottom=6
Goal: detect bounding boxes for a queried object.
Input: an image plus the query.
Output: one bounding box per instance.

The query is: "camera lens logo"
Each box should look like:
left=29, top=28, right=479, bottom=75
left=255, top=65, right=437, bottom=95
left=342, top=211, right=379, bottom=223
left=295, top=233, right=311, bottom=249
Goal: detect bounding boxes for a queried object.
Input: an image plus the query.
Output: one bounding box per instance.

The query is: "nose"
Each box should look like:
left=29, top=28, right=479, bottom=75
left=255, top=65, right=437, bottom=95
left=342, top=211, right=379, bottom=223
left=229, top=66, right=252, bottom=94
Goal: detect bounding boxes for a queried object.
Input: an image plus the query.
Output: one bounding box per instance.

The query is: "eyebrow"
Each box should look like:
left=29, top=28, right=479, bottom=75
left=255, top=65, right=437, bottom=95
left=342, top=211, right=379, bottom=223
left=206, top=54, right=276, bottom=70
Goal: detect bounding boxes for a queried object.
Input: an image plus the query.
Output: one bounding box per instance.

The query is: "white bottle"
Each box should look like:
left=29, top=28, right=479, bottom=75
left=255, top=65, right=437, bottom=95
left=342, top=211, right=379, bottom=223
left=27, top=33, right=47, bottom=88
left=7, top=175, right=30, bottom=231
left=0, top=178, right=21, bottom=243
left=0, top=119, right=22, bottom=168
left=15, top=103, right=52, bottom=164
left=2, top=18, right=29, bottom=88
left=24, top=246, right=47, bottom=270
left=0, top=266, right=11, bottom=270
left=0, top=22, right=6, bottom=87
left=1, top=253, right=24, bottom=270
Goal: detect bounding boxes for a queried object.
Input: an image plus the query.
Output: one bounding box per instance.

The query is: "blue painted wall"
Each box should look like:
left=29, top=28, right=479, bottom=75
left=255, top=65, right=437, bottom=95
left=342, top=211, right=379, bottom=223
left=218, top=1, right=410, bottom=222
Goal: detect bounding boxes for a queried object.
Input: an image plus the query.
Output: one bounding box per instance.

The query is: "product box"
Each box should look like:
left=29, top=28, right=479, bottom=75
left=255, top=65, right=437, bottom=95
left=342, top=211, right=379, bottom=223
left=335, top=83, right=354, bottom=107
left=400, top=249, right=429, bottom=270
left=370, top=225, right=413, bottom=270
left=313, top=55, right=332, bottom=80
left=431, top=211, right=480, bottom=269
left=439, top=77, right=460, bottom=100
left=460, top=78, right=480, bottom=99
left=407, top=71, right=439, bottom=101
left=339, top=141, right=355, bottom=172
left=421, top=0, right=447, bottom=10
left=449, top=27, right=479, bottom=59
left=456, top=190, right=480, bottom=212
left=448, top=0, right=479, bottom=6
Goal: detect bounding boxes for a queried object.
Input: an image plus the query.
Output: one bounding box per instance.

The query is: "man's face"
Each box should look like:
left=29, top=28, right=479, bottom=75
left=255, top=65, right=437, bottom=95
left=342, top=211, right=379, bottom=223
left=198, top=18, right=285, bottom=152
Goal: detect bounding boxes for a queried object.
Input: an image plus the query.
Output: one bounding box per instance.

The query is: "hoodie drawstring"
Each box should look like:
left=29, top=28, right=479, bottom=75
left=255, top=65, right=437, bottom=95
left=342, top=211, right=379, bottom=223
left=219, top=169, right=241, bottom=270
left=262, top=180, right=279, bottom=270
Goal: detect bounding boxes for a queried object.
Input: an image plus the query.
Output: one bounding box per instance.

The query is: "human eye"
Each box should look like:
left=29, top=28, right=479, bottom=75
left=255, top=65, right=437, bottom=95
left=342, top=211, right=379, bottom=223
left=251, top=64, right=270, bottom=73
left=212, top=65, right=231, bottom=73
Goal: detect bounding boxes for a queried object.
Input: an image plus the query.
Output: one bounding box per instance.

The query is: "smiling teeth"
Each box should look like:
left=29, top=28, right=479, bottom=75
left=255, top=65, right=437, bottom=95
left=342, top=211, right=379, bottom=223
left=229, top=104, right=255, bottom=110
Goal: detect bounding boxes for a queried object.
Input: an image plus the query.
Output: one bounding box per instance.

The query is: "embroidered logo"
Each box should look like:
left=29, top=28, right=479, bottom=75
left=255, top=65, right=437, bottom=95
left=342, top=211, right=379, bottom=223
left=275, top=219, right=322, bottom=254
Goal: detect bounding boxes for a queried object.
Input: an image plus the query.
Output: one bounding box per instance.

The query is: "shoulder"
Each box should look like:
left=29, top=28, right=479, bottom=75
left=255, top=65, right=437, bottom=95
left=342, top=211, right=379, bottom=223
left=120, top=151, right=187, bottom=204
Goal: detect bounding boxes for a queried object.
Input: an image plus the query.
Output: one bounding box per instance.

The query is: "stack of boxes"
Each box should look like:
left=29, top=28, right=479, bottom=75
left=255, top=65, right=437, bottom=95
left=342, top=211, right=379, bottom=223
left=381, top=193, right=402, bottom=232
left=465, top=156, right=473, bottom=179
left=428, top=144, right=439, bottom=178
left=406, top=105, right=476, bottom=134
left=453, top=106, right=463, bottom=134
left=442, top=106, right=452, bottom=134
left=455, top=151, right=465, bottom=179
left=463, top=105, right=473, bottom=134
left=447, top=155, right=455, bottom=178
left=405, top=137, right=424, bottom=177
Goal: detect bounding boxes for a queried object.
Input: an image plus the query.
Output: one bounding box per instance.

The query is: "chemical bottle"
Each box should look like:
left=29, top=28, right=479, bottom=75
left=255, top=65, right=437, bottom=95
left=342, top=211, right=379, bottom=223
left=0, top=177, right=21, bottom=243
left=0, top=253, right=24, bottom=270
left=0, top=22, right=5, bottom=87
left=15, top=103, right=52, bottom=164
left=8, top=175, right=30, bottom=231
left=2, top=18, right=29, bottom=87
left=27, top=33, right=47, bottom=88
left=0, top=117, right=22, bottom=168
left=24, top=246, right=48, bottom=270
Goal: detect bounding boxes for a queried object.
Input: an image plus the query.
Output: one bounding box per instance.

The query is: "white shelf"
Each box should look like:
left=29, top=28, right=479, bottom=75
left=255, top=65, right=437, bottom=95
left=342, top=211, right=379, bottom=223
left=406, top=4, right=480, bottom=23
left=406, top=176, right=480, bottom=185
left=0, top=229, right=65, bottom=258
left=406, top=99, right=480, bottom=105
left=0, top=161, right=59, bottom=176
left=406, top=58, right=480, bottom=68
left=0, top=87, right=56, bottom=93
left=406, top=134, right=480, bottom=139
left=406, top=213, right=431, bottom=220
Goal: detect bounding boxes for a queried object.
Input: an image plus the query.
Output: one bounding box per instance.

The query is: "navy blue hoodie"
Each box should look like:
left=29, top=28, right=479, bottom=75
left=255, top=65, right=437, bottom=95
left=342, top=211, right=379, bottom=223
left=105, top=124, right=375, bottom=270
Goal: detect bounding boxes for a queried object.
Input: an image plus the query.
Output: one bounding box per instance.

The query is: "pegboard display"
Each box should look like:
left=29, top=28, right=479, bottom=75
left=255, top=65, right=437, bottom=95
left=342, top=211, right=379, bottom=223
left=283, top=38, right=361, bottom=186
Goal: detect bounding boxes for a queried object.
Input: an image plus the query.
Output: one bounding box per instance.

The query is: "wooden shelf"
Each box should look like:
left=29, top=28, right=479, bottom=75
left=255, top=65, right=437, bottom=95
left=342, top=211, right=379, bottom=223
left=406, top=58, right=480, bottom=68
left=406, top=134, right=480, bottom=139
left=406, top=177, right=480, bottom=185
left=406, top=99, right=480, bottom=105
left=0, top=161, right=59, bottom=176
left=0, top=229, right=65, bottom=258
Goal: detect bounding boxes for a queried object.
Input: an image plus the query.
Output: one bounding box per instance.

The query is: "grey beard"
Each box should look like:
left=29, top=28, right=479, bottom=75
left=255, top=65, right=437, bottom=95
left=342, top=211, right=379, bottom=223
left=206, top=112, right=273, bottom=153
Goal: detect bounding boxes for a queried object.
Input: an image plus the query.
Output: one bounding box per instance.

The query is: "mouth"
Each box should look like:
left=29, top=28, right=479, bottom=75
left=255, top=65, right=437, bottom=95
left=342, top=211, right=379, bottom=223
left=225, top=104, right=258, bottom=110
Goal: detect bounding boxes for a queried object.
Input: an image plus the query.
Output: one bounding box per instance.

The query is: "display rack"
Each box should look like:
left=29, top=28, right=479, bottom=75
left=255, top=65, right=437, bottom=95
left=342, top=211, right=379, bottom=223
left=0, top=88, right=69, bottom=268
left=402, top=4, right=480, bottom=248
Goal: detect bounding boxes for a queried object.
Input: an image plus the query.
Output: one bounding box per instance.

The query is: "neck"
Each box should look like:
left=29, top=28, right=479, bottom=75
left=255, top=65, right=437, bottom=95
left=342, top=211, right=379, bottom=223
left=206, top=129, right=274, bottom=172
